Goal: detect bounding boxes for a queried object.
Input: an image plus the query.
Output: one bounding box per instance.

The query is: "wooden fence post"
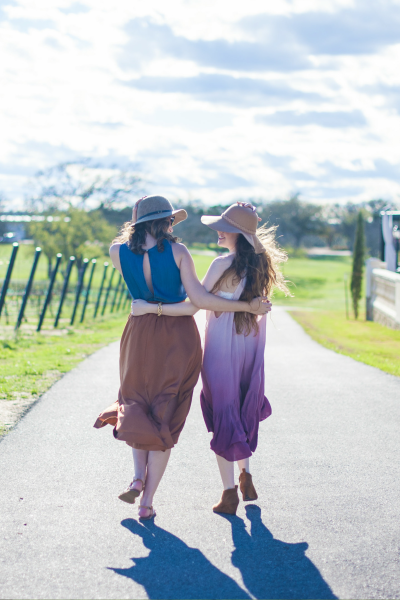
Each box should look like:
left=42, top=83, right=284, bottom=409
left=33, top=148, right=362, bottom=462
left=70, top=259, right=89, bottom=325
left=110, top=273, right=122, bottom=313
left=37, top=253, right=62, bottom=332
left=101, top=267, right=115, bottom=316
left=94, top=262, right=108, bottom=318
left=80, top=259, right=96, bottom=323
left=0, top=242, right=19, bottom=319
left=54, top=256, right=75, bottom=328
left=116, top=280, right=126, bottom=312
left=15, top=246, right=41, bottom=330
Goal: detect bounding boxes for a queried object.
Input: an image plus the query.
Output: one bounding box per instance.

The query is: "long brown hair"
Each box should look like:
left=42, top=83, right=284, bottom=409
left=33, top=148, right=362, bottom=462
left=211, top=224, right=291, bottom=336
left=113, top=217, right=179, bottom=254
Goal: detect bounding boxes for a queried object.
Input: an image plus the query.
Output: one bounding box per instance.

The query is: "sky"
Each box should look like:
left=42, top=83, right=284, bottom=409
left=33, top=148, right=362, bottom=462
left=1, top=0, right=400, bottom=209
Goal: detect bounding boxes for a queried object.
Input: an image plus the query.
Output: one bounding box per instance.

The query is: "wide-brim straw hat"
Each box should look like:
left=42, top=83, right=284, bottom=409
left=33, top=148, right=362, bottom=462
left=201, top=202, right=265, bottom=254
left=135, top=195, right=187, bottom=226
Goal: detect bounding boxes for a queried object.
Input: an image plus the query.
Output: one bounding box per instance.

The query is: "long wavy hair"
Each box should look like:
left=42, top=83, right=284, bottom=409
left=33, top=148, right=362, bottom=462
left=211, top=224, right=291, bottom=336
left=113, top=217, right=179, bottom=254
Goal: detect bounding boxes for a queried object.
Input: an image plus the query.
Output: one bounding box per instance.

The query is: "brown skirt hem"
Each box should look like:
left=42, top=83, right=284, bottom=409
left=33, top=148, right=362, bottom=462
left=94, top=313, right=202, bottom=449
left=128, top=442, right=173, bottom=452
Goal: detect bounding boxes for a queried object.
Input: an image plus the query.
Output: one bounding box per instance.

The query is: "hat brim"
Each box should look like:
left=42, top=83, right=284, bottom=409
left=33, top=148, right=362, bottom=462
left=201, top=215, right=265, bottom=254
left=136, top=208, right=187, bottom=226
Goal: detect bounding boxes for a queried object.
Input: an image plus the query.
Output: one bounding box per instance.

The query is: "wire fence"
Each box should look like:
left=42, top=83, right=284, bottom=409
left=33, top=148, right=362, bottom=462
left=0, top=243, right=130, bottom=331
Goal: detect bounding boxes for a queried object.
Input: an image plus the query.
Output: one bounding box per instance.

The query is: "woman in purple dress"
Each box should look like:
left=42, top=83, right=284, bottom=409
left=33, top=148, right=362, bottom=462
left=132, top=202, right=288, bottom=515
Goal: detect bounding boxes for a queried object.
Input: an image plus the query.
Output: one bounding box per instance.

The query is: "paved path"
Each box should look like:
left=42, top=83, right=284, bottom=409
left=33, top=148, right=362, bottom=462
left=1, top=309, right=400, bottom=600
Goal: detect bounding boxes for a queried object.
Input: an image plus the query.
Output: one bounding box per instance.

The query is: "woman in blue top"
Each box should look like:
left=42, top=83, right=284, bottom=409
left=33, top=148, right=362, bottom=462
left=94, top=195, right=270, bottom=520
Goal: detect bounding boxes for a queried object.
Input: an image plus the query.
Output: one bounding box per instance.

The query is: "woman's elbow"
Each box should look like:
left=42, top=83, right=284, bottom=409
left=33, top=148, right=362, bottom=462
left=190, top=296, right=212, bottom=310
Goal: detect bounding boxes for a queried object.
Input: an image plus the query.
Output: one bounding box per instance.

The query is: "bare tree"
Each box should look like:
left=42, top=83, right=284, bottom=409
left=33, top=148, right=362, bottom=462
left=27, top=160, right=142, bottom=213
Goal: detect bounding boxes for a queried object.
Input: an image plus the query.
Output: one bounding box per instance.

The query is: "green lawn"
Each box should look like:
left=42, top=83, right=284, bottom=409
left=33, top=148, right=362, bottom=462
left=292, top=310, right=400, bottom=377
left=273, top=255, right=353, bottom=312
left=0, top=313, right=128, bottom=404
left=189, top=252, right=215, bottom=280
left=271, top=255, right=400, bottom=377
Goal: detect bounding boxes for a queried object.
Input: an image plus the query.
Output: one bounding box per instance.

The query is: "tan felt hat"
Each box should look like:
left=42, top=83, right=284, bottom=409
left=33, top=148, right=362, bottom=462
left=201, top=202, right=265, bottom=254
left=135, top=195, right=187, bottom=226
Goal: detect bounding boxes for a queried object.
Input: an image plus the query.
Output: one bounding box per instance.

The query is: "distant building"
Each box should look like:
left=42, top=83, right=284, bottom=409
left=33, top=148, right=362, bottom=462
left=380, top=211, right=400, bottom=273
left=366, top=211, right=400, bottom=329
left=0, top=214, right=70, bottom=243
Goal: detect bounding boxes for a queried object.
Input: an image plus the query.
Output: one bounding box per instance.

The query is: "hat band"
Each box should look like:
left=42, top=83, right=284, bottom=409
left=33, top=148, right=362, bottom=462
left=222, top=214, right=256, bottom=235
left=138, top=209, right=172, bottom=220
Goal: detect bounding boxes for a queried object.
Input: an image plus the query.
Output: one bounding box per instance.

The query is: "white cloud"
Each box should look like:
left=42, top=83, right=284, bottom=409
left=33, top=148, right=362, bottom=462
left=0, top=0, right=399, bottom=207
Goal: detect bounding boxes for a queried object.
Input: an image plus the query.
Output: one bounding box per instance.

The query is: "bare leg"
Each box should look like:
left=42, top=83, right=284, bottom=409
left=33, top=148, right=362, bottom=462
left=139, top=449, right=171, bottom=517
left=216, top=454, right=236, bottom=490
left=237, top=456, right=258, bottom=501
left=237, top=457, right=250, bottom=474
left=131, top=448, right=148, bottom=492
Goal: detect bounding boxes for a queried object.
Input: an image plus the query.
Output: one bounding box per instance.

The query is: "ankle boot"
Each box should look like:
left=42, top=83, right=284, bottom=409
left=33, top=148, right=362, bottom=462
left=213, top=486, right=239, bottom=515
left=239, top=468, right=258, bottom=501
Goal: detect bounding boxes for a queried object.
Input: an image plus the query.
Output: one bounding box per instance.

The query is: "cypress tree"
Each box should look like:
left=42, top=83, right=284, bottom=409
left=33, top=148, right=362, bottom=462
left=350, top=211, right=366, bottom=319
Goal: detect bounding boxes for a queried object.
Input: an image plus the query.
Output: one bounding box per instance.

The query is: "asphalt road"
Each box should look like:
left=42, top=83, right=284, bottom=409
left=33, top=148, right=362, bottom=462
left=1, top=308, right=400, bottom=600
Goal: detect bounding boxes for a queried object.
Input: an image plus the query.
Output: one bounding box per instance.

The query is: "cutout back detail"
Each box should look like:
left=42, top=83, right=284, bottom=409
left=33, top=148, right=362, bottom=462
left=142, top=252, right=154, bottom=295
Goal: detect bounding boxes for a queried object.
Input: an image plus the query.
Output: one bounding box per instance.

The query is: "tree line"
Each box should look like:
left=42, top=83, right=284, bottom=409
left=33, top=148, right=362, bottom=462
left=1, top=161, right=397, bottom=278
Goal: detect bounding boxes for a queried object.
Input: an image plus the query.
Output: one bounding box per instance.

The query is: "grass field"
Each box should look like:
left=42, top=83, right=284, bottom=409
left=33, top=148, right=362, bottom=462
left=0, top=313, right=128, bottom=401
left=273, top=255, right=354, bottom=311
left=272, top=255, right=400, bottom=377
left=291, top=310, right=400, bottom=377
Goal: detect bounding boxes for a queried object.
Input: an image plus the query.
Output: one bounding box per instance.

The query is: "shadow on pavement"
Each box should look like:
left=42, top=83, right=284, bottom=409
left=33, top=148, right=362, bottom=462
left=111, top=507, right=337, bottom=600
left=219, top=505, right=337, bottom=600
left=110, top=518, right=251, bottom=599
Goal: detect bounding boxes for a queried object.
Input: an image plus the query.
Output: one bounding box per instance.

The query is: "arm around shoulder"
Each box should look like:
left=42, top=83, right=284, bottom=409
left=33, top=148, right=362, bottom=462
left=179, top=249, right=263, bottom=313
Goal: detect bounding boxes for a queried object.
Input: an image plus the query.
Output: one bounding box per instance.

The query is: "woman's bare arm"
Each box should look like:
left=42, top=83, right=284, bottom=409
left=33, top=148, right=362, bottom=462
left=176, top=245, right=268, bottom=314
left=131, top=249, right=271, bottom=317
left=131, top=254, right=227, bottom=317
left=131, top=299, right=198, bottom=317
left=109, top=243, right=122, bottom=275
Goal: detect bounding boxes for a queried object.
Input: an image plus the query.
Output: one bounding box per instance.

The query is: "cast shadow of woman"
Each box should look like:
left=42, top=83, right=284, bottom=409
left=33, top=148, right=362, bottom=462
left=220, top=505, right=337, bottom=600
left=110, top=518, right=251, bottom=600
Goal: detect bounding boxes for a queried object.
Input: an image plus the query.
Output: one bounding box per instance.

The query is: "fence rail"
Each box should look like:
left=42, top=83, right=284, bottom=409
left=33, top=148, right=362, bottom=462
left=366, top=257, right=400, bottom=329
left=0, top=243, right=129, bottom=330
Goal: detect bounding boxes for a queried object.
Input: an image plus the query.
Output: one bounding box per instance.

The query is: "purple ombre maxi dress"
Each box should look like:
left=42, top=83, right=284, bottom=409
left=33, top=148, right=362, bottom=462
left=200, top=278, right=271, bottom=462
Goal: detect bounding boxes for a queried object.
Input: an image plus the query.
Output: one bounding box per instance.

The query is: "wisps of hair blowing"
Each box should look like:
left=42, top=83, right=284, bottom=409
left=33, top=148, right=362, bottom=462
left=211, top=224, right=291, bottom=336
left=113, top=218, right=179, bottom=254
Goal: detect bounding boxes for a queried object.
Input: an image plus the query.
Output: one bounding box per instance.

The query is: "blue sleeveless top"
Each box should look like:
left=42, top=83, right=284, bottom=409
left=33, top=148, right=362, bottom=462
left=119, top=239, right=187, bottom=303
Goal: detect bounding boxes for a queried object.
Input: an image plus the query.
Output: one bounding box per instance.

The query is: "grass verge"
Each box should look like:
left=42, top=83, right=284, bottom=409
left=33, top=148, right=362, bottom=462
left=273, top=256, right=353, bottom=311
left=292, top=310, right=400, bottom=377
left=0, top=314, right=128, bottom=436
left=273, top=256, right=399, bottom=378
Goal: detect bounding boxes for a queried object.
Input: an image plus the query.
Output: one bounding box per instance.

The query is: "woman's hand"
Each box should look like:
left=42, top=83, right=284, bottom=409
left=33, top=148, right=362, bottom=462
left=131, top=299, right=156, bottom=316
left=249, top=297, right=272, bottom=315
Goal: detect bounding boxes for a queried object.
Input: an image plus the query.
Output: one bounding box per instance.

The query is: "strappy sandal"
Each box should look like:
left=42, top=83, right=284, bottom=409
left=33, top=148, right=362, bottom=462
left=118, top=478, right=145, bottom=504
left=138, top=505, right=156, bottom=521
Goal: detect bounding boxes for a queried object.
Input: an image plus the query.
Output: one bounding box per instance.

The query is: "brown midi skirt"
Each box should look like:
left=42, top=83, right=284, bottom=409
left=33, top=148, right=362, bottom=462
left=93, top=313, right=202, bottom=451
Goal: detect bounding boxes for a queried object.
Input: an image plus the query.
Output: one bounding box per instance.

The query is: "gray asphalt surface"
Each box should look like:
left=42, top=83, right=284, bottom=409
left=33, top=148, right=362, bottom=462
left=1, top=308, right=400, bottom=600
